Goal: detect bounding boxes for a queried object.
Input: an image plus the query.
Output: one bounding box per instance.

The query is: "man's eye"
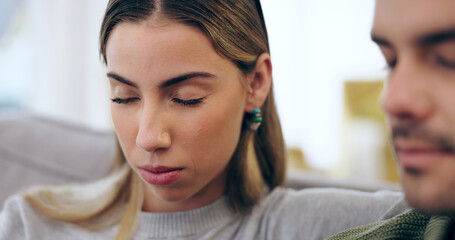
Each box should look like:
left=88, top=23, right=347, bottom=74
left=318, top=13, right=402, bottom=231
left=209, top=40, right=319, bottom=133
left=436, top=55, right=455, bottom=69
left=172, top=98, right=204, bottom=106
left=111, top=97, right=140, bottom=104
left=384, top=58, right=397, bottom=70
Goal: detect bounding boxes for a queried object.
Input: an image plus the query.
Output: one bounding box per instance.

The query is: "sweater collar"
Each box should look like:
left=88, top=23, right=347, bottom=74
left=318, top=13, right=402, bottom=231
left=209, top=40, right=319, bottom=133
left=424, top=214, right=455, bottom=240
left=136, top=196, right=236, bottom=238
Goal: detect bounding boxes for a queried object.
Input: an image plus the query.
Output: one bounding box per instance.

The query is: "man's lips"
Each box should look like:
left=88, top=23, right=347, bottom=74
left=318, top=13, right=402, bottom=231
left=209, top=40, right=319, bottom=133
left=394, top=139, right=453, bottom=170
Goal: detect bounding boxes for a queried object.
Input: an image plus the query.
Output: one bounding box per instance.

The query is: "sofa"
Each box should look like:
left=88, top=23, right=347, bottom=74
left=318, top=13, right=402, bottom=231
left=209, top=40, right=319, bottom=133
left=0, top=112, right=401, bottom=207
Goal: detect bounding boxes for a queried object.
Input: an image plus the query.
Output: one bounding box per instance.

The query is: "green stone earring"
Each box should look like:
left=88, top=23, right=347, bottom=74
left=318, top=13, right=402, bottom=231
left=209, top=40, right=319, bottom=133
left=247, top=108, right=262, bottom=131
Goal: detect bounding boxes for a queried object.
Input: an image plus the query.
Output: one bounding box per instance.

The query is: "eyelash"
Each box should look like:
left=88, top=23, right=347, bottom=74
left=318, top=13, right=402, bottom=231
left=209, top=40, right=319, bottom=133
left=111, top=97, right=204, bottom=106
left=172, top=97, right=204, bottom=106
left=111, top=97, right=139, bottom=104
left=383, top=58, right=397, bottom=70
left=436, top=55, right=455, bottom=69
left=383, top=57, right=455, bottom=71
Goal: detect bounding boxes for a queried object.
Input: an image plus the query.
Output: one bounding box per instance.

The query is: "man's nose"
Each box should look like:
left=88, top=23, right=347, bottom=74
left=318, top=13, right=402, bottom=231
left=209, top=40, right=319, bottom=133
left=382, top=58, right=433, bottom=121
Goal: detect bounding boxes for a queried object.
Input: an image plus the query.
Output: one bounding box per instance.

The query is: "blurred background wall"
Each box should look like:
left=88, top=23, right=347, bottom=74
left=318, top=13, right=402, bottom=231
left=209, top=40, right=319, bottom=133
left=0, top=0, right=394, bottom=181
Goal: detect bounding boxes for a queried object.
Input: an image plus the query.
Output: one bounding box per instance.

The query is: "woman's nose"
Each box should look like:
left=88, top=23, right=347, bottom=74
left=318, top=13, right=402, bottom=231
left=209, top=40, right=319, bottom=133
left=136, top=109, right=171, bottom=152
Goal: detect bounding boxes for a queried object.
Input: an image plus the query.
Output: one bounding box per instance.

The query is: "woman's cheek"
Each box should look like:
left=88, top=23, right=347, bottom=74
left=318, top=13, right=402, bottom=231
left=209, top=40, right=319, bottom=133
left=112, top=107, right=138, bottom=150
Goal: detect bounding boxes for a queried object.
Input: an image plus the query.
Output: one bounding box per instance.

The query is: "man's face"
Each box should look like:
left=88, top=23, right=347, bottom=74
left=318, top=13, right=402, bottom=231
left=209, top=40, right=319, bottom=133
left=373, top=0, right=455, bottom=214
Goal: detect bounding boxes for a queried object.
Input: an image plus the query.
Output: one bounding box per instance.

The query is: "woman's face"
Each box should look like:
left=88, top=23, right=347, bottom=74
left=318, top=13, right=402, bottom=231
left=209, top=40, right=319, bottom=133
left=106, top=19, right=248, bottom=212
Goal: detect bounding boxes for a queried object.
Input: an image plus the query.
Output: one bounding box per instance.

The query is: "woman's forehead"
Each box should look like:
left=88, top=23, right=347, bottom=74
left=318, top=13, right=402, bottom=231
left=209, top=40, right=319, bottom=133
left=105, top=20, right=240, bottom=88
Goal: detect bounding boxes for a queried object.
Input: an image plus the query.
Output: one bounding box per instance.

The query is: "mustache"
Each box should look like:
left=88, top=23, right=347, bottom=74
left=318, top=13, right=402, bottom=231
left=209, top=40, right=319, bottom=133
left=392, top=122, right=455, bottom=153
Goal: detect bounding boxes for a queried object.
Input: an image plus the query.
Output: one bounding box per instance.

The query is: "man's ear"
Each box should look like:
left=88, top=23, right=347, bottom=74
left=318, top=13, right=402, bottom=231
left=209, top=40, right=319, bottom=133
left=245, top=53, right=272, bottom=112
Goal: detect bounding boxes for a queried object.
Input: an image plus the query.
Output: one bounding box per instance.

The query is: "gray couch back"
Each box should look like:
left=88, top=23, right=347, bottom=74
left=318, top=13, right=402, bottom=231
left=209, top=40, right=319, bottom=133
left=0, top=113, right=116, bottom=205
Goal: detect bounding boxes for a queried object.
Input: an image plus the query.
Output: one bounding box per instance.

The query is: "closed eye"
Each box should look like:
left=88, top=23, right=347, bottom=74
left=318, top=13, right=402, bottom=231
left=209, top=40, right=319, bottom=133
left=383, top=58, right=398, bottom=71
left=172, top=98, right=204, bottom=106
left=111, top=97, right=140, bottom=104
left=436, top=55, right=455, bottom=69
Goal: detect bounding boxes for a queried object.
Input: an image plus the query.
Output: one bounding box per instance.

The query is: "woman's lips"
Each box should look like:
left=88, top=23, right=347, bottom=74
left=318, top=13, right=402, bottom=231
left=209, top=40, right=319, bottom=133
left=138, top=166, right=184, bottom=186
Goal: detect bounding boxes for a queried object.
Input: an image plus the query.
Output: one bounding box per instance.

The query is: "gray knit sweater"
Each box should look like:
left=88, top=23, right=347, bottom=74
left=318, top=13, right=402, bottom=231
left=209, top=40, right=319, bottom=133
left=0, top=187, right=409, bottom=240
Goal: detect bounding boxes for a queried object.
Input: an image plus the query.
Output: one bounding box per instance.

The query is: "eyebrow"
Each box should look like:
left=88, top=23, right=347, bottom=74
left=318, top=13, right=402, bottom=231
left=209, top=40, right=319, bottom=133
left=419, top=29, right=455, bottom=45
left=158, top=72, right=215, bottom=88
left=107, top=73, right=138, bottom=88
left=371, top=29, right=455, bottom=47
left=107, top=72, right=215, bottom=89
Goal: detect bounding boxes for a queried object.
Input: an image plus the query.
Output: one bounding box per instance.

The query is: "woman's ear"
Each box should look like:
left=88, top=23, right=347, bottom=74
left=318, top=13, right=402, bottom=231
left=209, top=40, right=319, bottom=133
left=245, top=53, right=272, bottom=112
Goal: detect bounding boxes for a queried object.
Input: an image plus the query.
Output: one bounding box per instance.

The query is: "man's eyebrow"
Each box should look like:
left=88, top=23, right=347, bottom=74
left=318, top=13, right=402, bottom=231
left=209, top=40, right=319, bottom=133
left=159, top=72, right=215, bottom=88
left=419, top=29, right=455, bottom=45
left=371, top=34, right=390, bottom=46
left=107, top=72, right=138, bottom=88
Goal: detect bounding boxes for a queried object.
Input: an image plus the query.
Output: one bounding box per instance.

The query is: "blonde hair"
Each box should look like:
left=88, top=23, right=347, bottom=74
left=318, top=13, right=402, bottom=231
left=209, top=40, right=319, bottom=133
left=25, top=0, right=285, bottom=239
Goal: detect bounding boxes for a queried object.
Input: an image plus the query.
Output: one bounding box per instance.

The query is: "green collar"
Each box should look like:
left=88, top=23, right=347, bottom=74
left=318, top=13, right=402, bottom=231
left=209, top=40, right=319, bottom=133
left=424, top=214, right=455, bottom=240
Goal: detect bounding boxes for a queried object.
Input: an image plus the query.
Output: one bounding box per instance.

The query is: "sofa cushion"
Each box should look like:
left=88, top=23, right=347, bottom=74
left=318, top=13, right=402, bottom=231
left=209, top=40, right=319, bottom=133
left=0, top=112, right=116, bottom=206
